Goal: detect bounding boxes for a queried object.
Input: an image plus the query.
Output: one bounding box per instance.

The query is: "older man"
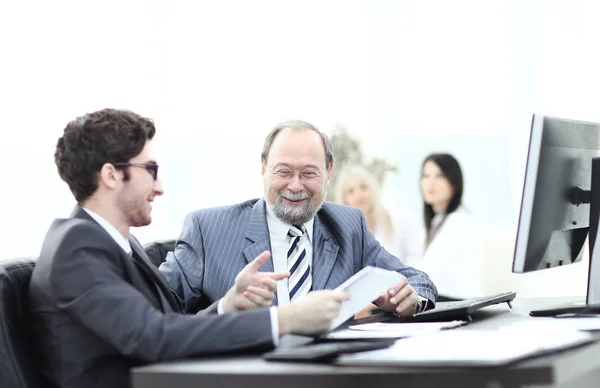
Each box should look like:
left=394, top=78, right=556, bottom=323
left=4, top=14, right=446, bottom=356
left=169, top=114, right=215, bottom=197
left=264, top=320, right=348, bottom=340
left=160, top=120, right=437, bottom=315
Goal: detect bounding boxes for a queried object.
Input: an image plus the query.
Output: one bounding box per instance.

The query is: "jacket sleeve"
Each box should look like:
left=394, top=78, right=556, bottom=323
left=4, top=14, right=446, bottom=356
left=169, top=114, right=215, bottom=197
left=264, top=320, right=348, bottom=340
left=51, top=223, right=274, bottom=363
left=159, top=211, right=210, bottom=313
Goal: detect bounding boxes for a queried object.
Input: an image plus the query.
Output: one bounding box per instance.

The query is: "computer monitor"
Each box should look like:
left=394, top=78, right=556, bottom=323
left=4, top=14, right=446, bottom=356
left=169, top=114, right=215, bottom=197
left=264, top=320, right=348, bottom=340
left=513, top=114, right=600, bottom=316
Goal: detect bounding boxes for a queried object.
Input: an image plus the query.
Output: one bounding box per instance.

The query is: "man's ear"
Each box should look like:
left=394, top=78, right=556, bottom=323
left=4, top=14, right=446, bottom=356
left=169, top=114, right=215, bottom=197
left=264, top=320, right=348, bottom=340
left=98, top=163, right=120, bottom=190
left=325, top=162, right=334, bottom=185
left=261, top=158, right=266, bottom=176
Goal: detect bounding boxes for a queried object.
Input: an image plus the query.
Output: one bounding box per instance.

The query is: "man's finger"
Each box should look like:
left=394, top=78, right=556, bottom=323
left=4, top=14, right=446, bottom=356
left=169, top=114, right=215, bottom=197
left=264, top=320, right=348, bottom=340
left=260, top=278, right=277, bottom=292
left=267, top=271, right=290, bottom=281
left=244, top=289, right=273, bottom=307
left=332, top=290, right=351, bottom=301
left=395, top=295, right=420, bottom=316
left=246, top=285, right=274, bottom=300
left=390, top=285, right=415, bottom=305
left=243, top=292, right=269, bottom=307
left=248, top=251, right=271, bottom=270
left=387, top=278, right=408, bottom=296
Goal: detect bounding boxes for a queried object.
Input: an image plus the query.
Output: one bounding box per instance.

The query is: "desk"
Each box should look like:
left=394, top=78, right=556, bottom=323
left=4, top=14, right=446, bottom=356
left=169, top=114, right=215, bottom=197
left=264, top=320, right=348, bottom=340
left=132, top=297, right=600, bottom=388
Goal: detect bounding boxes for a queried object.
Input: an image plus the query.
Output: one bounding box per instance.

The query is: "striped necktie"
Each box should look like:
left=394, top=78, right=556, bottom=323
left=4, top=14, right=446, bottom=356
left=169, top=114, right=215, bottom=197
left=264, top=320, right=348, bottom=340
left=287, top=225, right=311, bottom=301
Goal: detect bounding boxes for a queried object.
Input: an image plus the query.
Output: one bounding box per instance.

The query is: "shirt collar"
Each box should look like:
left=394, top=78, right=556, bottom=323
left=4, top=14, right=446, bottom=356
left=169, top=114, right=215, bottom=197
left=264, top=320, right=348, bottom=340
left=82, top=207, right=132, bottom=255
left=265, top=202, right=314, bottom=243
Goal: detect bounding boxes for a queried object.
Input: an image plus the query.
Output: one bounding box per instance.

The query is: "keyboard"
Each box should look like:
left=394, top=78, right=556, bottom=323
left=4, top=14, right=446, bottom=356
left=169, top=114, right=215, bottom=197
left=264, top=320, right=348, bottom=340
left=349, top=292, right=517, bottom=325
left=264, top=340, right=396, bottom=362
left=409, top=291, right=517, bottom=322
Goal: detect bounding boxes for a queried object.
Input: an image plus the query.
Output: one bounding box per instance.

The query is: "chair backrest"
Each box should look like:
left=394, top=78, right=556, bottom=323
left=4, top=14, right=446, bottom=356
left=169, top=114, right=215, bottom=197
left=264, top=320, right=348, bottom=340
left=0, top=259, right=40, bottom=388
left=143, top=239, right=176, bottom=268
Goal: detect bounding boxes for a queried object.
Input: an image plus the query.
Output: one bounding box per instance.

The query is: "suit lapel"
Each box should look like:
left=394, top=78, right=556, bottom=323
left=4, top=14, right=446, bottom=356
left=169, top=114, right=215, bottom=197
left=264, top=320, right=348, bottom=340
left=244, top=199, right=277, bottom=304
left=71, top=205, right=180, bottom=312
left=243, top=200, right=274, bottom=272
left=129, top=237, right=180, bottom=312
left=312, top=214, right=339, bottom=291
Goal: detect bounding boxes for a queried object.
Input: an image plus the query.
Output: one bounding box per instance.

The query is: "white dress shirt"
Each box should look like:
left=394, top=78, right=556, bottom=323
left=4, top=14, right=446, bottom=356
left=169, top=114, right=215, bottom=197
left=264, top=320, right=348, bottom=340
left=265, top=204, right=315, bottom=306
left=82, top=207, right=132, bottom=255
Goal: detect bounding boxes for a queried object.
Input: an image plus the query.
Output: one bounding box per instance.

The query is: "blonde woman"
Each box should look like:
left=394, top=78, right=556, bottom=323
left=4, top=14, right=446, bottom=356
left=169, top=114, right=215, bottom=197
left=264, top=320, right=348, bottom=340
left=334, top=164, right=422, bottom=264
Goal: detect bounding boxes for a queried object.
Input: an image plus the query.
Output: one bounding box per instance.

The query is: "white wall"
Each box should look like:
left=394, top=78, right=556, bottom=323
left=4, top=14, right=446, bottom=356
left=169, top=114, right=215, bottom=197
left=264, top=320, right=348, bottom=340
left=1, top=0, right=599, bottom=297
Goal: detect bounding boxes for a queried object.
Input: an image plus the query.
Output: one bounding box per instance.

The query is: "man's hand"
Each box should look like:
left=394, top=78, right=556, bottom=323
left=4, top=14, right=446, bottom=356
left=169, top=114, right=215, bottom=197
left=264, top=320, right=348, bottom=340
left=222, top=251, right=289, bottom=313
left=373, top=276, right=421, bottom=317
left=277, top=290, right=350, bottom=335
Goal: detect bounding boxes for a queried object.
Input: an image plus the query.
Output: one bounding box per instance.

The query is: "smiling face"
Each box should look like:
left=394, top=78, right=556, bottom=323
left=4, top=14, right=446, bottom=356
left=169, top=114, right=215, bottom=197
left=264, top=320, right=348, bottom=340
left=342, top=176, right=374, bottom=214
left=421, top=160, right=454, bottom=213
left=262, top=127, right=332, bottom=225
left=116, top=141, right=164, bottom=227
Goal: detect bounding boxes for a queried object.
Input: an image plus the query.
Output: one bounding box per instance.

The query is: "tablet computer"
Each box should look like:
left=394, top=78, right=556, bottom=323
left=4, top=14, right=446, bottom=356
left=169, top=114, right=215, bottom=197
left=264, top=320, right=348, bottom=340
left=329, top=266, right=403, bottom=330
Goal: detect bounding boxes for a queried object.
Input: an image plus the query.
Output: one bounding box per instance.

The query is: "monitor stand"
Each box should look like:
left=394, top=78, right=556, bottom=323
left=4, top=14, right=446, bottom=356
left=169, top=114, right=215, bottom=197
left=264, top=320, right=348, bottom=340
left=530, top=158, right=600, bottom=317
left=529, top=246, right=600, bottom=316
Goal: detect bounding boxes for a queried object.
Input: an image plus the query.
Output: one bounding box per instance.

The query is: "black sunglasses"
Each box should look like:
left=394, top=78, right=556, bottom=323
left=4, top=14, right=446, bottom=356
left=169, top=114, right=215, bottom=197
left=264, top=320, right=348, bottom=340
left=112, top=162, right=159, bottom=180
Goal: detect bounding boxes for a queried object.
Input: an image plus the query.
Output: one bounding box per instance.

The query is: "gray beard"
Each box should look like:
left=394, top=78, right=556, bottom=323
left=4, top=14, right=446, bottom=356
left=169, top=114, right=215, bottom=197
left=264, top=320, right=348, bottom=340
left=270, top=189, right=326, bottom=225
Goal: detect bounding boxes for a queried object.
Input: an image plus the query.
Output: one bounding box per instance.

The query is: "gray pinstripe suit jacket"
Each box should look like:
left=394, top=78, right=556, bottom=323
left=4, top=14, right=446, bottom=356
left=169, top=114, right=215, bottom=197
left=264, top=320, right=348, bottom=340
left=160, top=199, right=438, bottom=313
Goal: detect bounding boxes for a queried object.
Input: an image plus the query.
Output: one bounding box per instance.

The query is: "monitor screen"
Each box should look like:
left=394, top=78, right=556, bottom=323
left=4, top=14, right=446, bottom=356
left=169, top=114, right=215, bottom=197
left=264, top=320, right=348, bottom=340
left=513, top=115, right=600, bottom=274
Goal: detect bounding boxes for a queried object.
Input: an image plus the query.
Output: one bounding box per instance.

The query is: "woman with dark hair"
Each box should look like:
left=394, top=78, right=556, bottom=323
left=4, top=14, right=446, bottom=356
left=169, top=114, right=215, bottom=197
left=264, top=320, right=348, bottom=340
left=414, top=153, right=484, bottom=301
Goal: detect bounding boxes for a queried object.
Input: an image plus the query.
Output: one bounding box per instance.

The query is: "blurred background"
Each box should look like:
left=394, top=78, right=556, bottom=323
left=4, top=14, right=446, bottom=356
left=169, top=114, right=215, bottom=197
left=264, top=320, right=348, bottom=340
left=1, top=0, right=599, bottom=297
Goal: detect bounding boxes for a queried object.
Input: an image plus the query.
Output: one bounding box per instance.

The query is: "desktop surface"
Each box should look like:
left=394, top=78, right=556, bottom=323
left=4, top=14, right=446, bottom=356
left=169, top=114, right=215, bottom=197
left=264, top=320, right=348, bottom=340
left=530, top=300, right=600, bottom=317
left=132, top=297, right=600, bottom=388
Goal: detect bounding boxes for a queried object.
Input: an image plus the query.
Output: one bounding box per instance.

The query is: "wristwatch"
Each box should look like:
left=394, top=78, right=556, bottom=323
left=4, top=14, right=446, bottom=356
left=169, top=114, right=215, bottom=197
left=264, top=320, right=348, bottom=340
left=417, top=296, right=429, bottom=313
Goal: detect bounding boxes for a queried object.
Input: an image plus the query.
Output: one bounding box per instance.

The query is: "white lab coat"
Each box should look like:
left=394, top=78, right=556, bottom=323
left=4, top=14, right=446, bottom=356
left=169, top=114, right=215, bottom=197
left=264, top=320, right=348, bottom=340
left=409, top=206, right=485, bottom=299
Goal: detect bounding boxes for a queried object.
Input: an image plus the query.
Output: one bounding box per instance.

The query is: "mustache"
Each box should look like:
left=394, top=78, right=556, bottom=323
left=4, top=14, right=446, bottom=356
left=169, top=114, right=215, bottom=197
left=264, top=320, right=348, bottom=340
left=279, top=190, right=311, bottom=200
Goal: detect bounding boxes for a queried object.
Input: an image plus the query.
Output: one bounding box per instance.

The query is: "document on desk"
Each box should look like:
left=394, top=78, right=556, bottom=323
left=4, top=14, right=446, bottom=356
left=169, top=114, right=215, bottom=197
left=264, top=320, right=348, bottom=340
left=336, top=321, right=594, bottom=367
left=324, top=321, right=467, bottom=339
left=547, top=316, right=600, bottom=331
left=505, top=316, right=600, bottom=332
left=329, top=266, right=403, bottom=330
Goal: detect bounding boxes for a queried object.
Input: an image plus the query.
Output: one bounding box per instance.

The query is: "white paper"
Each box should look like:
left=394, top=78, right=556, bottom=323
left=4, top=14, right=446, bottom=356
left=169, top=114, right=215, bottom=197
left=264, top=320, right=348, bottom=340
left=337, top=321, right=593, bottom=367
left=324, top=320, right=467, bottom=339
left=510, top=317, right=600, bottom=332
left=329, top=266, right=403, bottom=330
left=349, top=320, right=467, bottom=332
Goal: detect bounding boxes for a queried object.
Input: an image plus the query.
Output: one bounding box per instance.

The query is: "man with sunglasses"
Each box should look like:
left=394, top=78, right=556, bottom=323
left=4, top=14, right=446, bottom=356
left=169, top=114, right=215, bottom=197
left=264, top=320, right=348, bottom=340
left=28, top=109, right=348, bottom=388
left=160, top=120, right=437, bottom=319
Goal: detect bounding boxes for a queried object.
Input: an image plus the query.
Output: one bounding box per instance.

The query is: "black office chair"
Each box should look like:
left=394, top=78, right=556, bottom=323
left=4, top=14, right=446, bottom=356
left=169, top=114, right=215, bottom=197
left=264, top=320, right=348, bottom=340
left=0, top=259, right=42, bottom=388
left=143, top=239, right=176, bottom=268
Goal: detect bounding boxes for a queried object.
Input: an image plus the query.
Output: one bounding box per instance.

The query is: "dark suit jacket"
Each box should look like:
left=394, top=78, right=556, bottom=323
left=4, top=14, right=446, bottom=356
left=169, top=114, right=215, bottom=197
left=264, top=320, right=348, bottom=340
left=160, top=199, right=438, bottom=313
left=28, top=206, right=273, bottom=388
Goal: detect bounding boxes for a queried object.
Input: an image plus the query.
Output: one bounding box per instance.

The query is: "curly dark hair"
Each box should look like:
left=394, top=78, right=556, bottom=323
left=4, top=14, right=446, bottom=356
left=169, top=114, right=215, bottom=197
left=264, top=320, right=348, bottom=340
left=55, top=109, right=156, bottom=203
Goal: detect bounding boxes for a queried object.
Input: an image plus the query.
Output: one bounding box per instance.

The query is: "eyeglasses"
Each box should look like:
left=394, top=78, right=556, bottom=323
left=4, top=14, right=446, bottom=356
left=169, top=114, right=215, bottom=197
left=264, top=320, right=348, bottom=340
left=270, top=168, right=322, bottom=182
left=112, top=162, right=159, bottom=180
